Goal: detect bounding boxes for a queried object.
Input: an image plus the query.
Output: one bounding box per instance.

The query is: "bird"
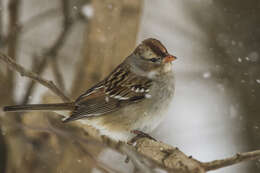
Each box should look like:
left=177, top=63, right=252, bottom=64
left=3, top=38, right=177, bottom=142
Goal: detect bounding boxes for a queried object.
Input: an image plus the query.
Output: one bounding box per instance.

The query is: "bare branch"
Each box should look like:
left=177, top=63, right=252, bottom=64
left=0, top=1, right=3, bottom=42
left=50, top=59, right=65, bottom=90
left=0, top=52, right=70, bottom=102
left=6, top=108, right=260, bottom=173
left=21, top=8, right=60, bottom=34
left=0, top=8, right=60, bottom=49
left=21, top=0, right=74, bottom=104
left=7, top=0, right=20, bottom=58
left=4, top=0, right=21, bottom=103
left=202, top=150, right=260, bottom=171
left=134, top=138, right=205, bottom=173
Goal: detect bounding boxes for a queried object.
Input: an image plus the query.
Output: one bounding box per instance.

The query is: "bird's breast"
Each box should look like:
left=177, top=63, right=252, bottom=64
left=132, top=72, right=175, bottom=132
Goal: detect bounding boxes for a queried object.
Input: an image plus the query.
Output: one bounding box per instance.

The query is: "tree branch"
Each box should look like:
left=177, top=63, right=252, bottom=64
left=4, top=0, right=21, bottom=104
left=102, top=137, right=260, bottom=173
left=0, top=52, right=70, bottom=102
left=0, top=8, right=60, bottom=49
left=133, top=138, right=205, bottom=173
left=0, top=1, right=3, bottom=43
left=7, top=0, right=20, bottom=59
left=202, top=150, right=260, bottom=171
left=21, top=0, right=74, bottom=104
left=50, top=59, right=65, bottom=90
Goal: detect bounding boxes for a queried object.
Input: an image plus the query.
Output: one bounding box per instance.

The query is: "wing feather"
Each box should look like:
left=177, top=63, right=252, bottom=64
left=63, top=64, right=152, bottom=122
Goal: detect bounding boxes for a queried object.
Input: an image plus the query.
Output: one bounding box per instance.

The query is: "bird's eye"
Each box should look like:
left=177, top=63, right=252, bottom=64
left=150, top=58, right=158, bottom=62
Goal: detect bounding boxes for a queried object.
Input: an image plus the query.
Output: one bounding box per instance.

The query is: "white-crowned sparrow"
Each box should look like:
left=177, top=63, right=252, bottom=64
left=3, top=38, right=177, bottom=142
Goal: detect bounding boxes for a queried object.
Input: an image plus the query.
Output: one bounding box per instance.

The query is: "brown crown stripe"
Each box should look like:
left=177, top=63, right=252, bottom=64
left=143, top=38, right=168, bottom=57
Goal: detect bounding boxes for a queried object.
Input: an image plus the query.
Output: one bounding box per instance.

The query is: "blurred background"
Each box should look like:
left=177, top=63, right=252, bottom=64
left=0, top=0, right=260, bottom=172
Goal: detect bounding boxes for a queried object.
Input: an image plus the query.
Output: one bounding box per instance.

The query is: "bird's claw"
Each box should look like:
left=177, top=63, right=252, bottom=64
left=128, top=130, right=157, bottom=145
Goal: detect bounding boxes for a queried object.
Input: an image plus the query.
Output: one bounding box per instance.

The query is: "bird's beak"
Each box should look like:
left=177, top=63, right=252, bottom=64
left=163, top=55, right=177, bottom=63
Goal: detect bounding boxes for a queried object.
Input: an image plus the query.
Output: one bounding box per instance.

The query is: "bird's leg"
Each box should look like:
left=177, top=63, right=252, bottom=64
left=128, top=130, right=157, bottom=145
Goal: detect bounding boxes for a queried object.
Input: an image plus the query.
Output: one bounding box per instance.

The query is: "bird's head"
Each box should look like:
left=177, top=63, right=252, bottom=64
left=128, top=38, right=177, bottom=79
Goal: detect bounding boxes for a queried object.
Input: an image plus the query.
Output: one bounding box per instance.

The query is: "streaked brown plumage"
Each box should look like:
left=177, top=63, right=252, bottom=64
left=3, top=38, right=177, bottom=141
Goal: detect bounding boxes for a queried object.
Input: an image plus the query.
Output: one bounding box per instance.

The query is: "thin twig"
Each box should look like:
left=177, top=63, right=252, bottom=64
left=51, top=59, right=65, bottom=90
left=22, top=0, right=73, bottom=104
left=202, top=150, right=260, bottom=171
left=7, top=0, right=20, bottom=58
left=5, top=0, right=21, bottom=103
left=0, top=1, right=3, bottom=43
left=0, top=8, right=60, bottom=49
left=0, top=51, right=70, bottom=102
left=21, top=8, right=60, bottom=34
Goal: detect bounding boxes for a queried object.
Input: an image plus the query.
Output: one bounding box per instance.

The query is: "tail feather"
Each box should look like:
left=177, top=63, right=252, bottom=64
left=3, top=102, right=74, bottom=112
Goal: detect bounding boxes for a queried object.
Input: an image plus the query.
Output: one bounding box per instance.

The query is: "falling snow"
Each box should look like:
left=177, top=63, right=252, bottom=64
left=107, top=4, right=113, bottom=9
left=248, top=51, right=259, bottom=62
left=237, top=57, right=242, bottom=63
left=253, top=125, right=259, bottom=130
left=203, top=72, right=211, bottom=78
left=82, top=5, right=94, bottom=18
left=256, top=79, right=260, bottom=84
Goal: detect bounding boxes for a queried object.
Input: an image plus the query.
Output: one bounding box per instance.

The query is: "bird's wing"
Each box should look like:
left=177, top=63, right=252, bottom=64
left=63, top=64, right=152, bottom=122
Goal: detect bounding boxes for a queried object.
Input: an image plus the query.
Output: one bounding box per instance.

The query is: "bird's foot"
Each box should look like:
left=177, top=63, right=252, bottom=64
left=128, top=130, right=157, bottom=145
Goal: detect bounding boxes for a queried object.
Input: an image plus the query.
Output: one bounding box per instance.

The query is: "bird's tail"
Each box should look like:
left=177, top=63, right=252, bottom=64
left=3, top=102, right=74, bottom=112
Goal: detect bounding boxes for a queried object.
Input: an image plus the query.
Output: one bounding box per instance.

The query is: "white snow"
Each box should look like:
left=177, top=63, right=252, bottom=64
left=203, top=72, right=211, bottom=79
left=245, top=56, right=250, bottom=61
left=82, top=4, right=94, bottom=18
left=248, top=51, right=259, bottom=62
